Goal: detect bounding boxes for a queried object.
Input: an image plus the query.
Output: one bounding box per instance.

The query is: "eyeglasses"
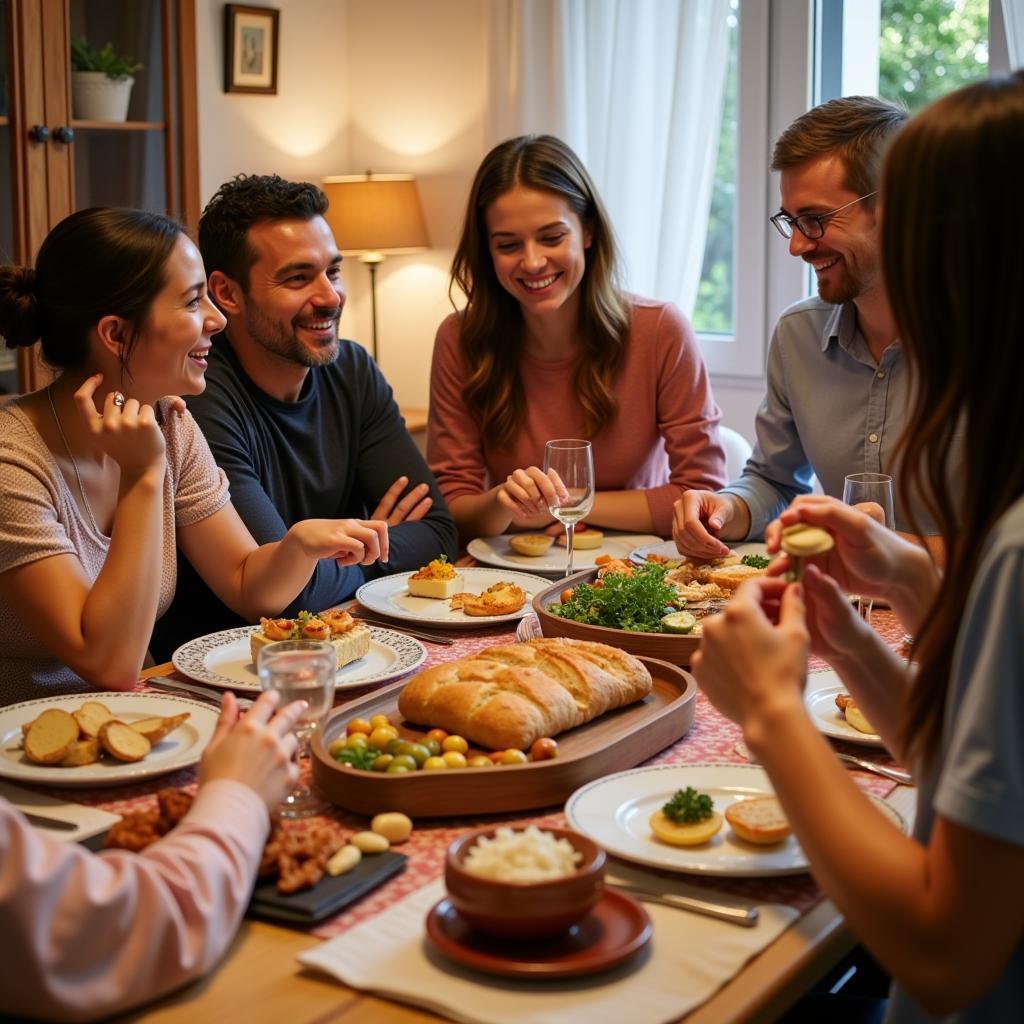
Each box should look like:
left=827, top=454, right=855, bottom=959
left=769, top=191, right=877, bottom=240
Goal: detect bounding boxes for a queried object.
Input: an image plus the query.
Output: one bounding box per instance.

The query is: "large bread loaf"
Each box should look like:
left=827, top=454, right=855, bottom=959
left=397, top=637, right=652, bottom=750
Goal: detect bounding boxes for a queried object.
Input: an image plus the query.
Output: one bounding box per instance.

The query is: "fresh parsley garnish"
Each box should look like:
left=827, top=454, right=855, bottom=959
left=334, top=745, right=381, bottom=771
left=662, top=787, right=714, bottom=824
left=740, top=554, right=770, bottom=570
left=550, top=563, right=679, bottom=633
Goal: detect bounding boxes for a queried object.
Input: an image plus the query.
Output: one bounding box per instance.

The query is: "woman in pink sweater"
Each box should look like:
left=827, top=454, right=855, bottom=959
left=428, top=134, right=726, bottom=542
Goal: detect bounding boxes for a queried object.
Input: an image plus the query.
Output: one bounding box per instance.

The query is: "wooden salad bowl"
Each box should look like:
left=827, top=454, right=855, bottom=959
left=532, top=568, right=702, bottom=666
left=311, top=656, right=696, bottom=817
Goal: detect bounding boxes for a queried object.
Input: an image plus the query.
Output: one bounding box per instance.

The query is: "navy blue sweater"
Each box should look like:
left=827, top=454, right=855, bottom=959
left=150, top=336, right=456, bottom=660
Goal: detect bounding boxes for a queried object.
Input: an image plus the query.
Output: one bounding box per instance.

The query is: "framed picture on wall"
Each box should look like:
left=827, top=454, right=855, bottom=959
left=224, top=4, right=280, bottom=94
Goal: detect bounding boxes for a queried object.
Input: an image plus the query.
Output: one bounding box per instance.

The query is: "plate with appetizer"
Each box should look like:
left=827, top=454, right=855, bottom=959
left=172, top=613, right=427, bottom=692
left=566, top=763, right=905, bottom=877
left=804, top=670, right=885, bottom=748
left=355, top=560, right=551, bottom=629
left=533, top=552, right=771, bottom=665
left=0, top=692, right=218, bottom=787
left=629, top=539, right=770, bottom=567
left=468, top=531, right=662, bottom=575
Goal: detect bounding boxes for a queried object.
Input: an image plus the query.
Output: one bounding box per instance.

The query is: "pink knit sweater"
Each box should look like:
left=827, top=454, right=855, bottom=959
left=427, top=297, right=726, bottom=536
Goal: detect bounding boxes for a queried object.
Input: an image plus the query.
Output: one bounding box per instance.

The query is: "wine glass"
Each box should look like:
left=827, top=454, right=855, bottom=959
left=543, top=439, right=595, bottom=577
left=842, top=472, right=895, bottom=625
left=257, top=639, right=336, bottom=818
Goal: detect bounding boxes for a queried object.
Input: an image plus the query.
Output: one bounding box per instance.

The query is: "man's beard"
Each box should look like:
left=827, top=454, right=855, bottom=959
left=244, top=302, right=341, bottom=368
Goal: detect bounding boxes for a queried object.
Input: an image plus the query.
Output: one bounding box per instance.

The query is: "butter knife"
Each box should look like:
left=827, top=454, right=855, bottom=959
left=351, top=616, right=455, bottom=646
left=24, top=811, right=80, bottom=832
left=608, top=879, right=759, bottom=927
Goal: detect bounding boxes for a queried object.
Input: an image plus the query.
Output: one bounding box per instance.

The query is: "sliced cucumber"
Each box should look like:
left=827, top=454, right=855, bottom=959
left=661, top=610, right=697, bottom=634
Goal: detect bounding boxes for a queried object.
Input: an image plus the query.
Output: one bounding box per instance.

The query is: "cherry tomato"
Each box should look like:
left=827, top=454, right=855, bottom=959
left=345, top=733, right=369, bottom=749
left=369, top=713, right=392, bottom=730
left=426, top=728, right=449, bottom=744
left=560, top=588, right=575, bottom=604
left=388, top=754, right=418, bottom=772
left=441, top=735, right=468, bottom=754
left=346, top=717, right=372, bottom=736
left=441, top=750, right=467, bottom=769
left=499, top=748, right=528, bottom=765
left=371, top=753, right=394, bottom=772
left=368, top=726, right=398, bottom=749
left=530, top=737, right=559, bottom=761
left=487, top=750, right=505, bottom=764
left=328, top=737, right=348, bottom=758
left=467, top=755, right=493, bottom=768
left=422, top=756, right=448, bottom=770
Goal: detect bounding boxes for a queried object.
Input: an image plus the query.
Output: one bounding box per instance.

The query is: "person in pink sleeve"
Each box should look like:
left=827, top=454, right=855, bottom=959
left=0, top=689, right=303, bottom=1021
left=0, top=208, right=389, bottom=703
left=428, top=134, right=726, bottom=542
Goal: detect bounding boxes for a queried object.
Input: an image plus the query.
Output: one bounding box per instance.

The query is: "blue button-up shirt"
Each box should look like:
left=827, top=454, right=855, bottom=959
left=722, top=296, right=954, bottom=536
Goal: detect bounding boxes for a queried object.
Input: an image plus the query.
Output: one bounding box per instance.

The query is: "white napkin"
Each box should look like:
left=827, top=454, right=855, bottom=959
left=0, top=780, right=121, bottom=843
left=298, top=879, right=798, bottom=1024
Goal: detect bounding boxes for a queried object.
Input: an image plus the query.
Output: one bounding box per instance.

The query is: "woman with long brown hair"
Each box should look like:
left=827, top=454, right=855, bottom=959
left=692, top=72, right=1024, bottom=1021
left=428, top=134, right=726, bottom=541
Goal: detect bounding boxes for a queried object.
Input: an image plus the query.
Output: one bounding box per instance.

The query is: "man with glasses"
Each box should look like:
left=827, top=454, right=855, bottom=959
left=673, top=95, right=932, bottom=557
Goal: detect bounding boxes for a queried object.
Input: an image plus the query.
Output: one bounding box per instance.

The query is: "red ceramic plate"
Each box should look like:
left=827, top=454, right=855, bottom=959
left=425, top=887, right=652, bottom=978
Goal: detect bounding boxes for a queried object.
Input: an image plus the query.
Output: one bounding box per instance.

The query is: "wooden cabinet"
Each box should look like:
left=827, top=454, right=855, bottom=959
left=0, top=0, right=199, bottom=395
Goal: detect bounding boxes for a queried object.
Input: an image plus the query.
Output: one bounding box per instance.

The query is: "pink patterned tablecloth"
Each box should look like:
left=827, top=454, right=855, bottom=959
left=41, top=610, right=911, bottom=941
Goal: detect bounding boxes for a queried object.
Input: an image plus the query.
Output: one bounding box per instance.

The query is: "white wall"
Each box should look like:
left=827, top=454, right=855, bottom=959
left=194, top=0, right=764, bottom=441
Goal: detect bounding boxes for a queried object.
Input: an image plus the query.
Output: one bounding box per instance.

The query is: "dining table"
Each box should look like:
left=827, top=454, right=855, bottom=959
left=26, top=594, right=915, bottom=1024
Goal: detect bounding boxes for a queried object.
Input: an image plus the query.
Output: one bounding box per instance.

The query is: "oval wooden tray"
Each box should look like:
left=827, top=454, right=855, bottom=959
left=532, top=569, right=701, bottom=666
left=311, top=656, right=696, bottom=818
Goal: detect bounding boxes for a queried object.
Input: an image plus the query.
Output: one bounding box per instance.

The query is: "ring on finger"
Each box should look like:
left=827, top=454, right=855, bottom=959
left=113, top=391, right=126, bottom=408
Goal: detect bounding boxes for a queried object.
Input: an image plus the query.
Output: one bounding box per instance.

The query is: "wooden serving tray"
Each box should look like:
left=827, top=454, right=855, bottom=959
left=533, top=569, right=701, bottom=666
left=311, top=656, right=696, bottom=818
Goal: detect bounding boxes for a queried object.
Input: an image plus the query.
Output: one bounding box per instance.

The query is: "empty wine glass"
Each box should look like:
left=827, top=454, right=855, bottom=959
left=842, top=472, right=895, bottom=625
left=257, top=639, right=336, bottom=818
left=543, top=439, right=595, bottom=577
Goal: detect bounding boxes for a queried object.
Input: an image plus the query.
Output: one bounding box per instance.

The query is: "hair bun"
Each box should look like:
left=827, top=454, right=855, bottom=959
left=0, top=264, right=42, bottom=349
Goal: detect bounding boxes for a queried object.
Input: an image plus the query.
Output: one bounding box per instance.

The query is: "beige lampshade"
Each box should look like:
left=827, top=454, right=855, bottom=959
left=322, top=174, right=429, bottom=256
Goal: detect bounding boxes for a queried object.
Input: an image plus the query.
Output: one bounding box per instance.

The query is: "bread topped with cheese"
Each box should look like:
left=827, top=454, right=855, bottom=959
left=408, top=555, right=464, bottom=599
left=250, top=609, right=370, bottom=669
left=450, top=581, right=526, bottom=616
left=397, top=637, right=652, bottom=750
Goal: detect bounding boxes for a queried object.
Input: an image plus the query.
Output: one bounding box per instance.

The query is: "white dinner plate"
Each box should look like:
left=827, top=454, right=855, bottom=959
left=566, top=762, right=904, bottom=877
left=804, top=670, right=885, bottom=748
left=0, top=692, right=218, bottom=788
left=172, top=625, right=426, bottom=692
left=468, top=533, right=662, bottom=575
left=355, top=567, right=551, bottom=629
left=630, top=539, right=770, bottom=565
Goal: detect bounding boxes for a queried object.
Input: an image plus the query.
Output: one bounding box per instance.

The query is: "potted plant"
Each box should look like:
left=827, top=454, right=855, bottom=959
left=70, top=37, right=143, bottom=122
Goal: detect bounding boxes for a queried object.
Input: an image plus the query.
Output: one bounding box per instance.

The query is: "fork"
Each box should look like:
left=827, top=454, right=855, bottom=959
left=734, top=741, right=912, bottom=785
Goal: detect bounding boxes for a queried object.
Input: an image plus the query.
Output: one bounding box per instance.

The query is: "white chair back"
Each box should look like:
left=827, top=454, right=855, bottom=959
left=720, top=425, right=753, bottom=482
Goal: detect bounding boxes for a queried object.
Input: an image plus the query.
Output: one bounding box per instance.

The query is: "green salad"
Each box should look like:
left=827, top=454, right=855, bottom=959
left=549, top=563, right=681, bottom=633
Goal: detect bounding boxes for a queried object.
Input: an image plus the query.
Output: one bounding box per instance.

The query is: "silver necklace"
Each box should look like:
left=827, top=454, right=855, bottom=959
left=46, top=384, right=103, bottom=536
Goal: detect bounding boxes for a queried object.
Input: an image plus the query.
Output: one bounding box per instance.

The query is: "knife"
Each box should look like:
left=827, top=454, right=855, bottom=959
left=24, top=811, right=80, bottom=832
left=608, top=879, right=759, bottom=927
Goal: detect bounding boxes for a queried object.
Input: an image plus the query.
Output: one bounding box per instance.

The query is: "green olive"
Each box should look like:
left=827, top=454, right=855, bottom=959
left=385, top=737, right=405, bottom=756
left=371, top=753, right=395, bottom=772
left=422, top=737, right=442, bottom=757
left=385, top=762, right=412, bottom=773
left=397, top=741, right=431, bottom=766
left=388, top=753, right=418, bottom=772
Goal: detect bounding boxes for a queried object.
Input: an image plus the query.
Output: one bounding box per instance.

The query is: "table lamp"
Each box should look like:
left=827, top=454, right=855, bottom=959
left=321, top=173, right=430, bottom=363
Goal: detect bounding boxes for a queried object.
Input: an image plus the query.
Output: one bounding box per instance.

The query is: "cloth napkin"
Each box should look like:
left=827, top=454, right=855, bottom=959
left=0, top=780, right=122, bottom=843
left=298, top=879, right=799, bottom=1024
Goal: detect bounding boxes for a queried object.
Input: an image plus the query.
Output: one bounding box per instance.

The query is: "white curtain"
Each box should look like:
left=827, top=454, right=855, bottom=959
left=487, top=0, right=731, bottom=316
left=1003, top=0, right=1024, bottom=69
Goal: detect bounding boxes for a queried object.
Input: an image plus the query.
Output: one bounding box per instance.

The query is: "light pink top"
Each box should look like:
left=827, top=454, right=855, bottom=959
left=427, top=297, right=726, bottom=536
left=0, top=779, right=269, bottom=1022
left=0, top=398, right=229, bottom=703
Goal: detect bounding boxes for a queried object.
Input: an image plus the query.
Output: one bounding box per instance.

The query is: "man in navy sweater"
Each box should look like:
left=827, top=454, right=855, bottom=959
left=150, top=174, right=457, bottom=659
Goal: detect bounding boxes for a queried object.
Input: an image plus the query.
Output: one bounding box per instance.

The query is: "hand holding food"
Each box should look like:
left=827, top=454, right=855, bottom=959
left=780, top=523, right=834, bottom=582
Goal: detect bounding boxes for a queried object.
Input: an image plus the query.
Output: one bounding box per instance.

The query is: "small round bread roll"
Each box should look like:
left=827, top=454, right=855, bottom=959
left=725, top=797, right=792, bottom=845
left=557, top=528, right=603, bottom=549
left=509, top=534, right=554, bottom=556
left=780, top=524, right=834, bottom=557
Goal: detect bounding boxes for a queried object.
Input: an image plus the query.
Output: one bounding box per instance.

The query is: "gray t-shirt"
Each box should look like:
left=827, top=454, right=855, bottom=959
left=886, top=496, right=1024, bottom=1023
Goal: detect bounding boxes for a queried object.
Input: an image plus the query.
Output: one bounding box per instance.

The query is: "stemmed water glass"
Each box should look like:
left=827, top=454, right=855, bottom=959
left=543, top=439, right=595, bottom=577
left=842, top=472, right=895, bottom=625
left=257, top=639, right=336, bottom=818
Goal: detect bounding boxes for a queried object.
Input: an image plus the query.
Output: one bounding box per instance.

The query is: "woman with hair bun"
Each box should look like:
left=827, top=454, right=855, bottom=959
left=428, top=134, right=726, bottom=541
left=0, top=208, right=387, bottom=702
